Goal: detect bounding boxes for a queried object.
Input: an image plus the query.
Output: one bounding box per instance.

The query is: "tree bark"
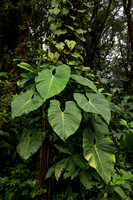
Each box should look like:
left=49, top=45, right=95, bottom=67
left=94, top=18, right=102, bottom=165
left=123, top=0, right=133, bottom=52
left=36, top=105, right=55, bottom=200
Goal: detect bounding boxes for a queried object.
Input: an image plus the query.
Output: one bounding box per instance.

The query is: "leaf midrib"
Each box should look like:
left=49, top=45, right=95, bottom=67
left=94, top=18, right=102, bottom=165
left=48, top=75, right=54, bottom=94
left=24, top=136, right=32, bottom=158
left=93, top=144, right=103, bottom=178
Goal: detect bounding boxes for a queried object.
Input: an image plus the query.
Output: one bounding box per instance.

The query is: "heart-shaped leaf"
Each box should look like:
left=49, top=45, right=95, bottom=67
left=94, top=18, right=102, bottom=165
left=48, top=52, right=60, bottom=64
left=74, top=92, right=111, bottom=124
left=83, top=129, right=115, bottom=183
left=48, top=100, right=82, bottom=141
left=65, top=39, right=76, bottom=50
left=71, top=74, right=97, bottom=92
left=36, top=65, right=71, bottom=102
left=55, top=42, right=65, bottom=51
left=11, top=88, right=43, bottom=118
left=17, top=128, right=45, bottom=160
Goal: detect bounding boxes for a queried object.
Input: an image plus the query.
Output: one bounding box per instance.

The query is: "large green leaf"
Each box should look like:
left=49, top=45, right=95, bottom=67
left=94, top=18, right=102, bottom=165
left=36, top=65, right=71, bottom=102
left=74, top=92, right=111, bottom=124
left=11, top=89, right=43, bottom=119
left=83, top=129, right=115, bottom=183
left=48, top=100, right=82, bottom=141
left=17, top=128, right=45, bottom=160
left=71, top=74, right=97, bottom=92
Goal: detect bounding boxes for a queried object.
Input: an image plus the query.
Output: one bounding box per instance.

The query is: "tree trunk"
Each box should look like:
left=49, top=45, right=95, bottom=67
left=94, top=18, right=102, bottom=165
left=123, top=0, right=133, bottom=52
left=36, top=106, right=55, bottom=200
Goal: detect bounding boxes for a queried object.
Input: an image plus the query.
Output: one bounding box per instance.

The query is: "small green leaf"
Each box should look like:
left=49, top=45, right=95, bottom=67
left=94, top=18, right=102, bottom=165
left=63, top=49, right=70, bottom=54
left=61, top=7, right=69, bottom=15
left=120, top=169, right=133, bottom=180
left=45, top=158, right=69, bottom=179
left=75, top=33, right=86, bottom=41
left=0, top=130, right=9, bottom=137
left=76, top=28, right=84, bottom=34
left=114, top=186, right=126, bottom=199
left=120, top=119, right=128, bottom=126
left=109, top=102, right=121, bottom=112
left=52, top=0, right=61, bottom=7
left=62, top=0, right=68, bottom=3
left=129, top=121, right=133, bottom=128
left=55, top=42, right=65, bottom=51
left=65, top=25, right=74, bottom=30
left=122, top=183, right=131, bottom=191
left=74, top=93, right=111, bottom=124
left=48, top=100, right=82, bottom=141
left=54, top=144, right=71, bottom=154
left=77, top=9, right=86, bottom=13
left=97, top=88, right=104, bottom=93
left=17, top=128, right=45, bottom=160
left=0, top=72, right=8, bottom=78
left=63, top=159, right=77, bottom=179
left=17, top=62, right=35, bottom=73
left=56, top=29, right=67, bottom=36
left=50, top=7, right=60, bottom=15
left=55, top=166, right=64, bottom=180
left=48, top=16, right=54, bottom=22
left=67, top=60, right=77, bottom=65
left=71, top=74, right=97, bottom=92
left=48, top=52, right=60, bottom=63
left=69, top=15, right=76, bottom=20
left=71, top=52, right=83, bottom=60
left=83, top=129, right=115, bottom=183
left=65, top=39, right=76, bottom=50
left=50, top=23, right=56, bottom=31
